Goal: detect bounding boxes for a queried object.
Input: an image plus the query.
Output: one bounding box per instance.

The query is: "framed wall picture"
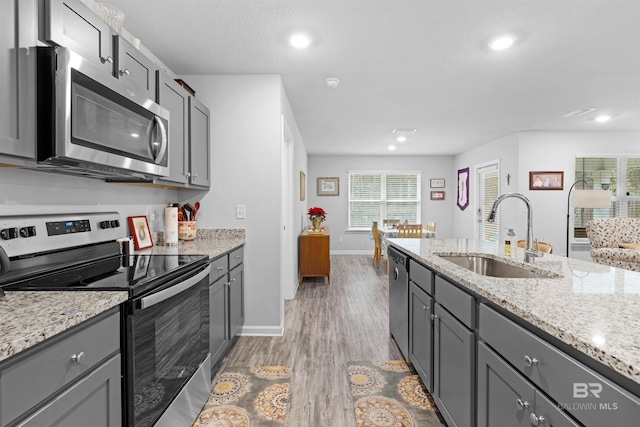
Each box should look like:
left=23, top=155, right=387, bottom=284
left=128, top=215, right=154, bottom=250
left=430, top=191, right=445, bottom=200
left=430, top=178, right=445, bottom=188
left=529, top=171, right=564, bottom=190
left=457, top=167, right=470, bottom=210
left=317, top=177, right=339, bottom=196
left=300, top=171, right=306, bottom=201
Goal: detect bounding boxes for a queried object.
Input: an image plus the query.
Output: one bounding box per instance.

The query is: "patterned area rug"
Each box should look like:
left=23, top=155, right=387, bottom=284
left=192, top=366, right=292, bottom=427
left=347, top=360, right=445, bottom=427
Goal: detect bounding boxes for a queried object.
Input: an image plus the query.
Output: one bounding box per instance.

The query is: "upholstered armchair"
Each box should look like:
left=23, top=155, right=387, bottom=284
left=585, top=218, right=640, bottom=271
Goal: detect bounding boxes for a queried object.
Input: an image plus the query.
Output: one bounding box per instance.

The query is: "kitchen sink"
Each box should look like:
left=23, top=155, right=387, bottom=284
left=438, top=255, right=551, bottom=279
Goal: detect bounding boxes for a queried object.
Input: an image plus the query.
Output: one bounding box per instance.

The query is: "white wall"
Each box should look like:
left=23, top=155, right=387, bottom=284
left=0, top=167, right=176, bottom=232
left=307, top=155, right=455, bottom=253
left=453, top=130, right=640, bottom=257
left=518, top=131, right=640, bottom=256
left=453, top=133, right=520, bottom=242
left=182, top=74, right=303, bottom=335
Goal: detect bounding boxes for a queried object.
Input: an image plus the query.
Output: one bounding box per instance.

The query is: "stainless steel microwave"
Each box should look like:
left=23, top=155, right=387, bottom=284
left=36, top=47, right=169, bottom=181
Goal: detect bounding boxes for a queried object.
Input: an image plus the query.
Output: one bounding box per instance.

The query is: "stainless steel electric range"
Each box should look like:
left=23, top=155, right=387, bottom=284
left=0, top=212, right=212, bottom=427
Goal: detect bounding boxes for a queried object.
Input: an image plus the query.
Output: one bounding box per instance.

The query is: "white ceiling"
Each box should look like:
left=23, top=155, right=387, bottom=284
left=106, top=0, right=640, bottom=156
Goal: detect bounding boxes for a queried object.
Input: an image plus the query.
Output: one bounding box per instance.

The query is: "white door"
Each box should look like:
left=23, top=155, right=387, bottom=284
left=281, top=117, right=296, bottom=302
left=475, top=161, right=500, bottom=243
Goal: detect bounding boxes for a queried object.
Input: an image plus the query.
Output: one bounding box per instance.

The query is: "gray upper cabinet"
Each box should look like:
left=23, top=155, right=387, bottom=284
left=156, top=73, right=189, bottom=185
left=0, top=0, right=37, bottom=164
left=114, top=34, right=157, bottom=100
left=42, top=0, right=114, bottom=74
left=188, top=96, right=211, bottom=188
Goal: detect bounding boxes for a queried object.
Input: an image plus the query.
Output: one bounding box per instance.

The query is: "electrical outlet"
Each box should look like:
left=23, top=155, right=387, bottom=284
left=236, top=205, right=246, bottom=219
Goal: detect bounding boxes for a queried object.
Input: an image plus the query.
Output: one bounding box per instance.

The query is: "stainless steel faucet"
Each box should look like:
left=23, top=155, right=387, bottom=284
left=487, top=192, right=543, bottom=263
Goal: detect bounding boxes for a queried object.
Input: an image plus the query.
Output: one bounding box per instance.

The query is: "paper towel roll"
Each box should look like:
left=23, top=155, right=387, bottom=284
left=164, top=206, right=179, bottom=245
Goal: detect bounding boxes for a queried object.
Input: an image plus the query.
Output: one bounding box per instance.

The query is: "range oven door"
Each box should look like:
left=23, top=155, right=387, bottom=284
left=124, top=264, right=211, bottom=427
left=37, top=47, right=169, bottom=181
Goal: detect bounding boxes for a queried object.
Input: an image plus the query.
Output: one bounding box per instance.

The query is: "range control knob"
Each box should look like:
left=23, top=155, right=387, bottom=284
left=110, top=220, right=118, bottom=228
left=1, top=228, right=18, bottom=240
left=19, top=226, right=36, bottom=238
left=100, top=221, right=111, bottom=229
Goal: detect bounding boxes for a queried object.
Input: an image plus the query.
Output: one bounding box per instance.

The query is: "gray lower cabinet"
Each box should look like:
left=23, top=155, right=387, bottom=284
left=229, top=263, right=244, bottom=339
left=16, top=354, right=122, bottom=427
left=480, top=303, right=640, bottom=427
left=208, top=247, right=244, bottom=378
left=209, top=274, right=230, bottom=370
left=433, top=302, right=475, bottom=427
left=409, top=281, right=433, bottom=391
left=0, top=310, right=121, bottom=427
left=0, top=0, right=36, bottom=164
left=477, top=342, right=580, bottom=427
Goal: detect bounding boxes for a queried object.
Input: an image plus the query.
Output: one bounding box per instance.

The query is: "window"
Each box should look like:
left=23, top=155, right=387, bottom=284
left=574, top=156, right=640, bottom=238
left=348, top=171, right=421, bottom=229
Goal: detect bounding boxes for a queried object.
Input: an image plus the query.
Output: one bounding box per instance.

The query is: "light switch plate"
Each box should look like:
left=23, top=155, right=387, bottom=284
left=236, top=205, right=246, bottom=219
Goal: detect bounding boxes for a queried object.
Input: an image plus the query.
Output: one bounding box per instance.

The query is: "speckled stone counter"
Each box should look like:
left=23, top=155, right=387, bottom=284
left=0, top=229, right=245, bottom=364
left=146, top=228, right=245, bottom=259
left=388, top=238, right=640, bottom=385
left=0, top=291, right=127, bottom=363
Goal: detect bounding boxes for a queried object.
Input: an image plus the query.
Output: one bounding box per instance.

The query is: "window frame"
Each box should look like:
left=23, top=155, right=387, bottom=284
left=347, top=170, right=422, bottom=230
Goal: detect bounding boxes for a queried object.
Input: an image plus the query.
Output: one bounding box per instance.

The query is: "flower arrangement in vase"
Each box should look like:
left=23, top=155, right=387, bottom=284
left=307, top=206, right=327, bottom=231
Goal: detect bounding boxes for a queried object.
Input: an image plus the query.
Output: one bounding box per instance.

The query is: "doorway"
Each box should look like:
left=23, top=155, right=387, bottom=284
left=475, top=161, right=500, bottom=243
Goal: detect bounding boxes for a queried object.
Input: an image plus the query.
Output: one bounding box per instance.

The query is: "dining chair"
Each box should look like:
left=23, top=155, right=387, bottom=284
left=425, top=221, right=436, bottom=233
left=383, top=219, right=400, bottom=227
left=372, top=221, right=384, bottom=268
left=517, top=239, right=553, bottom=254
left=397, top=224, right=423, bottom=238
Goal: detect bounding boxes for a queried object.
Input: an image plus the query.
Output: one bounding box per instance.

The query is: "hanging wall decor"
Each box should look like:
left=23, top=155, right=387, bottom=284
left=457, top=167, right=470, bottom=210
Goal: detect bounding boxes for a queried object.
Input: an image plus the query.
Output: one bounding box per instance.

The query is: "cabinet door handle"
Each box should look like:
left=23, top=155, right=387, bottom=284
left=524, top=355, right=539, bottom=367
left=120, top=68, right=130, bottom=76
left=516, top=398, right=529, bottom=410
left=71, top=351, right=86, bottom=364
left=231, top=278, right=236, bottom=282
left=101, top=55, right=113, bottom=64
left=530, top=413, right=545, bottom=425
left=217, top=266, right=224, bottom=271
left=430, top=313, right=438, bottom=320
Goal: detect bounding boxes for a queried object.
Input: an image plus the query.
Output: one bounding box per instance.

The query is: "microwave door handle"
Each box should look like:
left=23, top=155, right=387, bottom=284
left=139, top=265, right=211, bottom=309
left=150, top=115, right=168, bottom=164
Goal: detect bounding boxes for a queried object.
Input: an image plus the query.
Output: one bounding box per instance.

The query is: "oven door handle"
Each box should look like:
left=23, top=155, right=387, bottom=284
left=140, top=264, right=211, bottom=309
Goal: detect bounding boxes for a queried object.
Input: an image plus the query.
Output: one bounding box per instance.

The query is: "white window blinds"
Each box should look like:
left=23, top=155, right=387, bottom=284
left=348, top=171, right=421, bottom=228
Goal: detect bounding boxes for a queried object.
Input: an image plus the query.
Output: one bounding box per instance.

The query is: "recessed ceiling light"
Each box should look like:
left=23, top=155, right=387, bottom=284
left=325, top=78, right=340, bottom=88
left=489, top=35, right=516, bottom=50
left=388, top=145, right=397, bottom=151
left=595, top=115, right=611, bottom=123
left=396, top=136, right=407, bottom=143
left=290, top=33, right=312, bottom=49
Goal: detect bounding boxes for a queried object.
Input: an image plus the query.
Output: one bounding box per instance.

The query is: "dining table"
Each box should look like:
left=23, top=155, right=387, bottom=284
left=378, top=225, right=437, bottom=260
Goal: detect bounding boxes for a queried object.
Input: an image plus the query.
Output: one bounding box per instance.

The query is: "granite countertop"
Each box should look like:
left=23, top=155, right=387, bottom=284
left=0, top=229, right=246, bottom=364
left=389, top=238, right=640, bottom=385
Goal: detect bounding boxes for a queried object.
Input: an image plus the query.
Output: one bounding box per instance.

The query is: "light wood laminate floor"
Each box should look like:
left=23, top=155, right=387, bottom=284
left=218, top=254, right=403, bottom=426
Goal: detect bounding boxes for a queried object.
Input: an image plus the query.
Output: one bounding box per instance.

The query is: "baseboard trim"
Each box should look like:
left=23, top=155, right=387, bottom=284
left=239, top=323, right=284, bottom=336
left=330, top=250, right=372, bottom=255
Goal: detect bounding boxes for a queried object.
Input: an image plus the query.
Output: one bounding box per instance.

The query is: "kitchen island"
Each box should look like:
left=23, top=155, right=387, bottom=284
left=388, top=237, right=640, bottom=427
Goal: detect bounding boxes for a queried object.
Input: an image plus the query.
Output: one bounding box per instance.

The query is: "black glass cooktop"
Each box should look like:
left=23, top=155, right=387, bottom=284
left=1, top=242, right=208, bottom=298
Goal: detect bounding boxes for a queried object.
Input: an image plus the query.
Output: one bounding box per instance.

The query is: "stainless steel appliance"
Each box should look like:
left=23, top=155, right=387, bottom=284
left=389, top=246, right=409, bottom=359
left=0, top=212, right=211, bottom=427
left=36, top=47, right=169, bottom=181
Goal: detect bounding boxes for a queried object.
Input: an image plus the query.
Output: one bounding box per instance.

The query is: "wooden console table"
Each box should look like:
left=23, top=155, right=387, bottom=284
left=299, top=227, right=330, bottom=285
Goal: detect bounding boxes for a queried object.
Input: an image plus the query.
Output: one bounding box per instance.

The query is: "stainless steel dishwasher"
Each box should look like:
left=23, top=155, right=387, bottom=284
left=388, top=246, right=409, bottom=359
